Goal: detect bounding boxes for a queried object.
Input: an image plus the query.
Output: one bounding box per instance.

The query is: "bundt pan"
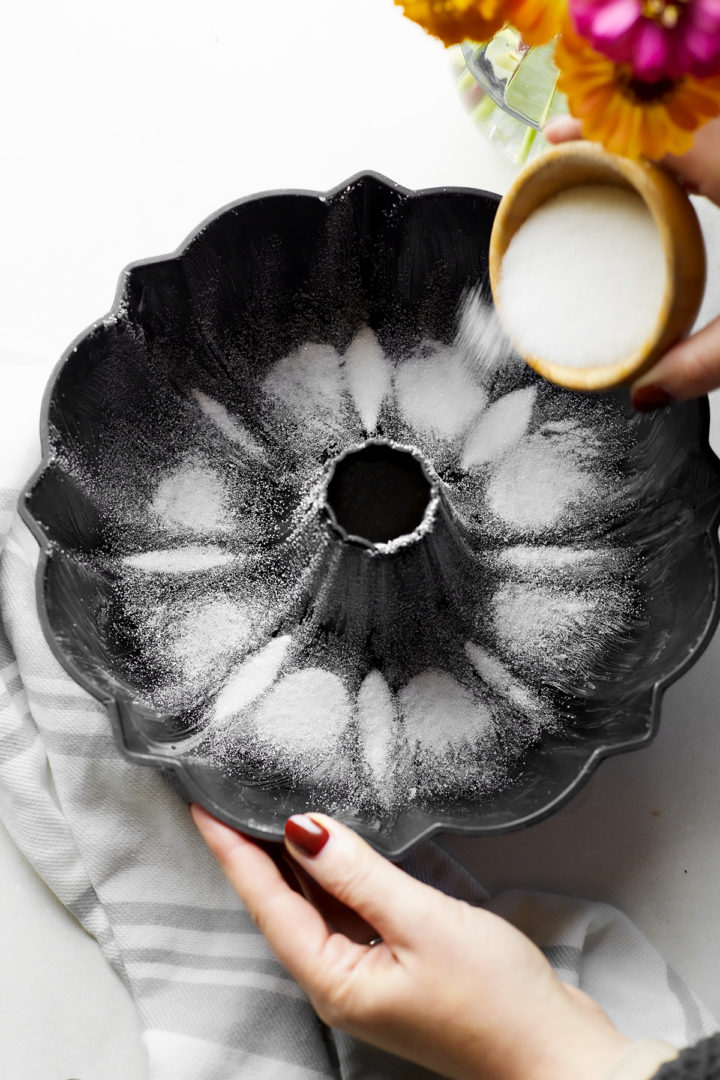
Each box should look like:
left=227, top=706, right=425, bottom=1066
left=21, top=172, right=720, bottom=857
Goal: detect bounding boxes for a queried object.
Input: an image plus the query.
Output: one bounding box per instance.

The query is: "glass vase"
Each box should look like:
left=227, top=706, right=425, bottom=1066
left=452, top=28, right=567, bottom=164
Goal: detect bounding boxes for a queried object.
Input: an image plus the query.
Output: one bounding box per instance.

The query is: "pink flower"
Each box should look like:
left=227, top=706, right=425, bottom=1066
left=570, top=0, right=720, bottom=79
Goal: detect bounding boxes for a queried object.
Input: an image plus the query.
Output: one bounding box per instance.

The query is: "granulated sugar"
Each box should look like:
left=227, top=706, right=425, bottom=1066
left=123, top=545, right=235, bottom=573
left=497, top=545, right=595, bottom=570
left=496, top=545, right=626, bottom=575
left=498, top=185, right=666, bottom=369
left=262, top=341, right=352, bottom=448
left=455, top=285, right=520, bottom=382
left=464, top=640, right=543, bottom=718
left=191, top=389, right=266, bottom=457
left=127, top=595, right=258, bottom=710
left=105, top=296, right=643, bottom=809
left=251, top=669, right=350, bottom=764
left=461, top=386, right=536, bottom=469
left=168, top=598, right=254, bottom=677
left=491, top=578, right=633, bottom=685
left=399, top=671, right=493, bottom=753
left=150, top=457, right=231, bottom=534
left=343, top=327, right=392, bottom=433
left=356, top=669, right=396, bottom=787
left=486, top=423, right=600, bottom=531
left=395, top=345, right=488, bottom=442
left=212, top=635, right=292, bottom=724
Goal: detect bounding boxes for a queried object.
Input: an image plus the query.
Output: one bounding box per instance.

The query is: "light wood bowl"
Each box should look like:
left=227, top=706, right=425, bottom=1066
left=489, top=142, right=706, bottom=392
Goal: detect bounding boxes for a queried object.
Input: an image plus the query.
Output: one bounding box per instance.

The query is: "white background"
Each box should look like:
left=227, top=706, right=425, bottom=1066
left=1, top=2, right=719, bottom=1077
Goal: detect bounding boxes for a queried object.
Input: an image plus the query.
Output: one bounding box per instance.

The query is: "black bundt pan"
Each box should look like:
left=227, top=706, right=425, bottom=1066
left=20, top=172, right=720, bottom=857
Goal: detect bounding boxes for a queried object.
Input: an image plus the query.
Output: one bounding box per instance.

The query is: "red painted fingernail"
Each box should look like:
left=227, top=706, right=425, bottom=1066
left=632, top=385, right=675, bottom=413
left=285, top=815, right=329, bottom=856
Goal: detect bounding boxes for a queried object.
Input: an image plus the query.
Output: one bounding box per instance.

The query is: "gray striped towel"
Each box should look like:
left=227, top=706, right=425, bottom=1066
left=1, top=446, right=717, bottom=1080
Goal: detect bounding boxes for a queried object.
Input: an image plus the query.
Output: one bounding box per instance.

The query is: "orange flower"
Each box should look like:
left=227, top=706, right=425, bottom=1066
left=394, top=0, right=506, bottom=47
left=555, top=19, right=720, bottom=158
left=505, top=0, right=567, bottom=45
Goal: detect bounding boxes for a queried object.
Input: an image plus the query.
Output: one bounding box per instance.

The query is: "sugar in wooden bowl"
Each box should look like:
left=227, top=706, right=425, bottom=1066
left=489, top=142, right=706, bottom=392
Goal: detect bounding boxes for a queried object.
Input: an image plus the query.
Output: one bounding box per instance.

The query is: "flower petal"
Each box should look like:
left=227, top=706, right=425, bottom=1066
left=572, top=84, right=617, bottom=116
left=556, top=18, right=720, bottom=158
left=593, top=0, right=642, bottom=42
left=395, top=0, right=506, bottom=47
left=665, top=93, right=705, bottom=129
left=507, top=0, right=567, bottom=45
left=633, top=21, right=670, bottom=80
left=570, top=0, right=599, bottom=40
left=604, top=94, right=637, bottom=153
left=683, top=27, right=719, bottom=68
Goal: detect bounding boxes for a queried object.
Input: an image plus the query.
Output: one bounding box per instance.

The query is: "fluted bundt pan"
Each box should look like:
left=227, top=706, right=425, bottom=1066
left=21, top=173, right=720, bottom=856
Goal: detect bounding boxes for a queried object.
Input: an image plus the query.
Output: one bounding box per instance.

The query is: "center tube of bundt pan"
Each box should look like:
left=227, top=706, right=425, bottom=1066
left=316, top=439, right=478, bottom=679
left=325, top=440, right=433, bottom=546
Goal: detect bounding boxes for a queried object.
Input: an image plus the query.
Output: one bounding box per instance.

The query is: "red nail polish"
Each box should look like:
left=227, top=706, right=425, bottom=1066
left=632, top=385, right=675, bottom=413
left=285, top=815, right=329, bottom=856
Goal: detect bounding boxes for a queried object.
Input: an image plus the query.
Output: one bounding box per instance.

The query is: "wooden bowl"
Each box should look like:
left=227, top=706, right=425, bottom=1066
left=489, top=142, right=706, bottom=391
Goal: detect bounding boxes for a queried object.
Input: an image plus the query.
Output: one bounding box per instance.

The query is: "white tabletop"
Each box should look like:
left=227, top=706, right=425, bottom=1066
left=1, top=2, right=719, bottom=1076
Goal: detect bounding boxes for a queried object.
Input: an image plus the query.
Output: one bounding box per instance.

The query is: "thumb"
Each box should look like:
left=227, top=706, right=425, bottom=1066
left=284, top=814, right=443, bottom=947
left=631, top=314, right=720, bottom=407
left=542, top=115, right=583, bottom=144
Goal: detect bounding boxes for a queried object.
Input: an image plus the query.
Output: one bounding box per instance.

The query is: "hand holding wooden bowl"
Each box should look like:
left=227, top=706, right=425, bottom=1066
left=489, top=141, right=706, bottom=392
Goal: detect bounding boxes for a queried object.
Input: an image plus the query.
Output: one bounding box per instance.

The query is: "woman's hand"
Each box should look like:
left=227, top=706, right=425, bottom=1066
left=543, top=116, right=720, bottom=410
left=192, top=806, right=630, bottom=1080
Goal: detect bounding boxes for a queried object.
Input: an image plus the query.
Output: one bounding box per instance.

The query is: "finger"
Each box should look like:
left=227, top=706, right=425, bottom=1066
left=631, top=314, right=720, bottom=406
left=283, top=813, right=439, bottom=947
left=190, top=805, right=336, bottom=982
left=661, top=156, right=701, bottom=196
left=663, top=117, right=720, bottom=204
left=244, top=834, right=304, bottom=894
left=285, top=854, right=378, bottom=945
left=542, top=115, right=583, bottom=144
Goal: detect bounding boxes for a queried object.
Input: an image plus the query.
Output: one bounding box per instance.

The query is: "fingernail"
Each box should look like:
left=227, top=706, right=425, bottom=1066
left=285, top=814, right=329, bottom=856
left=632, top=385, right=675, bottom=413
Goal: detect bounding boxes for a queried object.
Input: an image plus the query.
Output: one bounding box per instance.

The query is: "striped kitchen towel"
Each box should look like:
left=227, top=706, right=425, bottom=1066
left=0, top=462, right=717, bottom=1079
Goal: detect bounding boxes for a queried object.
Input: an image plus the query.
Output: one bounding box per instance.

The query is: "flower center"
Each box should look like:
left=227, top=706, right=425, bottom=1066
left=642, top=0, right=689, bottom=28
left=325, top=441, right=433, bottom=546
left=618, top=67, right=679, bottom=103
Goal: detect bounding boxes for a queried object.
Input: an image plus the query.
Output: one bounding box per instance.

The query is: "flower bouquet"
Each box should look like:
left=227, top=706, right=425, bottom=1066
left=397, top=0, right=720, bottom=159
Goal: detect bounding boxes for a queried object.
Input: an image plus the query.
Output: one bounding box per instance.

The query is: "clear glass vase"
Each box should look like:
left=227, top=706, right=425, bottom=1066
left=452, top=28, right=567, bottom=164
